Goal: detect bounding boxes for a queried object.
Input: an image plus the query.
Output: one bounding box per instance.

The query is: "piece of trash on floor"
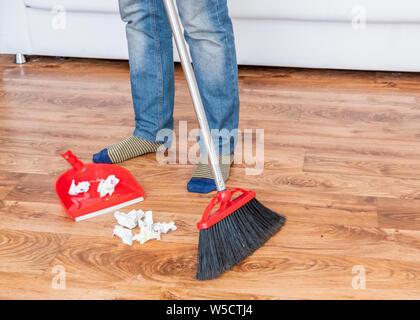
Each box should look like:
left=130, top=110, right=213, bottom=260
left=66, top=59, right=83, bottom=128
left=68, top=179, right=90, bottom=196
left=135, top=210, right=161, bottom=244
left=142, top=210, right=154, bottom=228
left=113, top=225, right=133, bottom=246
left=133, top=226, right=161, bottom=244
left=136, top=208, right=145, bottom=220
left=113, top=209, right=176, bottom=245
left=153, top=221, right=177, bottom=234
left=114, top=209, right=142, bottom=229
left=97, top=175, right=119, bottom=198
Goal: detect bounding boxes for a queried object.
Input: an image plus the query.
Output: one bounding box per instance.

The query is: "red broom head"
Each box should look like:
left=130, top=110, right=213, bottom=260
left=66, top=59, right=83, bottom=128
left=196, top=188, right=286, bottom=280
left=197, top=188, right=256, bottom=230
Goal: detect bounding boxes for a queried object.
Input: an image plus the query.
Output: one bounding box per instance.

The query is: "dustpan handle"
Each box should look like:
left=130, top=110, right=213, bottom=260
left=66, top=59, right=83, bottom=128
left=61, top=150, right=84, bottom=171
left=163, top=0, right=226, bottom=192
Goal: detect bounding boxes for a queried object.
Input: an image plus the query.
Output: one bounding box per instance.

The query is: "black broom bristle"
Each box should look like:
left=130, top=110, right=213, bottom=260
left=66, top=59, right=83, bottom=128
left=196, top=197, right=286, bottom=280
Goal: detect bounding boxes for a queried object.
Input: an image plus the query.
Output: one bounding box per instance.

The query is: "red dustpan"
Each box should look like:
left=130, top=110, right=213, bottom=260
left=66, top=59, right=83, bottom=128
left=56, top=150, right=145, bottom=221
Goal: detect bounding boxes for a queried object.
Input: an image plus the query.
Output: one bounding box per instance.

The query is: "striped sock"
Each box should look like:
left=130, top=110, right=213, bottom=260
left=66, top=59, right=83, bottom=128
left=92, top=136, right=163, bottom=164
left=187, top=154, right=234, bottom=194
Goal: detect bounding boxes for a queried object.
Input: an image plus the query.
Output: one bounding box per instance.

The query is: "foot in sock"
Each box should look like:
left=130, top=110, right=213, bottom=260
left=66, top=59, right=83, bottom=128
left=93, top=136, right=163, bottom=164
left=187, top=154, right=234, bottom=194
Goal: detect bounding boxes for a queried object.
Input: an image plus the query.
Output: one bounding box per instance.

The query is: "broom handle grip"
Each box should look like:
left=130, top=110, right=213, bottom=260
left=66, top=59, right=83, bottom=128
left=163, top=0, right=226, bottom=192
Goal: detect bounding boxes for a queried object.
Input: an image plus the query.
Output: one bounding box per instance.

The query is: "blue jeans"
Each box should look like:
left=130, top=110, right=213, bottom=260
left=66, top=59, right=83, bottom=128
left=118, top=0, right=239, bottom=155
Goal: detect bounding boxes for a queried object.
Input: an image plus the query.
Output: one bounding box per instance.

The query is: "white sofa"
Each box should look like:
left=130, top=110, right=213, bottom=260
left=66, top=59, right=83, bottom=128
left=1, top=0, right=420, bottom=71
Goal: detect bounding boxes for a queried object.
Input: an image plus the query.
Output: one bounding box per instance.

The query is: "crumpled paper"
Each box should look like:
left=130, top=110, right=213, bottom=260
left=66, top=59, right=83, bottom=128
left=141, top=210, right=154, bottom=228
left=97, top=175, right=119, bottom=198
left=114, top=209, right=143, bottom=229
left=133, top=226, right=161, bottom=244
left=136, top=209, right=145, bottom=220
left=113, top=209, right=176, bottom=245
left=153, top=221, right=177, bottom=234
left=134, top=210, right=161, bottom=244
left=113, top=225, right=133, bottom=246
left=68, top=179, right=90, bottom=195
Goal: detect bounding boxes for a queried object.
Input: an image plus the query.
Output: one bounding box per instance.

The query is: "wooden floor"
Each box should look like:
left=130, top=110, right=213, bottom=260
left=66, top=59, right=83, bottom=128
left=1, top=54, right=420, bottom=299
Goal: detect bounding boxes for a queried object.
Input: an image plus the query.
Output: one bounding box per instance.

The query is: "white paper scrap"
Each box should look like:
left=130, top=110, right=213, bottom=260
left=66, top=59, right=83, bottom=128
left=97, top=175, right=119, bottom=198
left=113, top=209, right=176, bottom=245
left=114, top=209, right=140, bottom=229
left=133, top=227, right=161, bottom=244
left=152, top=221, right=177, bottom=234
left=68, top=179, right=90, bottom=196
left=143, top=211, right=153, bottom=227
left=113, top=225, right=133, bottom=246
left=136, top=209, right=145, bottom=220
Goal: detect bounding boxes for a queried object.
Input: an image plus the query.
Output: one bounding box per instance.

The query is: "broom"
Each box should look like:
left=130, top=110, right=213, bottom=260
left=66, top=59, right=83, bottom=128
left=163, top=0, right=286, bottom=280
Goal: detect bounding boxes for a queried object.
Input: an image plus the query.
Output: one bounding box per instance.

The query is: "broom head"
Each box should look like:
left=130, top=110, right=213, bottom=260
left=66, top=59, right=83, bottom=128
left=196, top=188, right=286, bottom=280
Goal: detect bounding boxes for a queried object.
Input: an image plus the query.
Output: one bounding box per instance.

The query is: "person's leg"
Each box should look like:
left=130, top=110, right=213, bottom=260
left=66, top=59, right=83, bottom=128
left=176, top=0, right=240, bottom=193
left=93, top=0, right=175, bottom=163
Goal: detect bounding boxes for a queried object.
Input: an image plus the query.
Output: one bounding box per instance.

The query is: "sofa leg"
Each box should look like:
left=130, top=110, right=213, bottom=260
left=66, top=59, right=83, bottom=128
left=14, top=54, right=27, bottom=64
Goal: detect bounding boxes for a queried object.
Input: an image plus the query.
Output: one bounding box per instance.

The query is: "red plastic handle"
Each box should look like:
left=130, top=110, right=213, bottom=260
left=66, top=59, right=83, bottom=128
left=197, top=188, right=256, bottom=230
left=60, top=150, right=84, bottom=171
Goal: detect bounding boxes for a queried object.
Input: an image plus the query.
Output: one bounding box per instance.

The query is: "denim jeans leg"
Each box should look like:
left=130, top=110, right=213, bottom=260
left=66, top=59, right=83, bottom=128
left=176, top=0, right=240, bottom=156
left=118, top=0, right=175, bottom=147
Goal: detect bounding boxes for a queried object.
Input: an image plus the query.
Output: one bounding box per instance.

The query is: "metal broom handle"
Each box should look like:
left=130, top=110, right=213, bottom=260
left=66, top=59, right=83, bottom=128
left=163, top=0, right=226, bottom=192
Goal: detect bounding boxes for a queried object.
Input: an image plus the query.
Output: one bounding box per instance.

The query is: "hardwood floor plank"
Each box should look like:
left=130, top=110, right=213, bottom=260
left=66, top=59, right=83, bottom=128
left=0, top=271, right=162, bottom=300
left=239, top=86, right=417, bottom=109
left=0, top=229, right=69, bottom=274
left=259, top=191, right=378, bottom=228
left=377, top=198, right=420, bottom=231
left=0, top=187, right=13, bottom=200
left=0, top=152, right=72, bottom=175
left=304, top=152, right=420, bottom=179
left=0, top=89, right=302, bottom=123
left=299, top=103, right=420, bottom=124
left=5, top=173, right=59, bottom=204
left=0, top=171, right=25, bottom=186
left=260, top=134, right=420, bottom=160
left=267, top=221, right=420, bottom=264
left=263, top=119, right=420, bottom=144
left=375, top=71, right=420, bottom=93
left=0, top=171, right=25, bottom=200
left=228, top=170, right=420, bottom=200
left=0, top=136, right=102, bottom=159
